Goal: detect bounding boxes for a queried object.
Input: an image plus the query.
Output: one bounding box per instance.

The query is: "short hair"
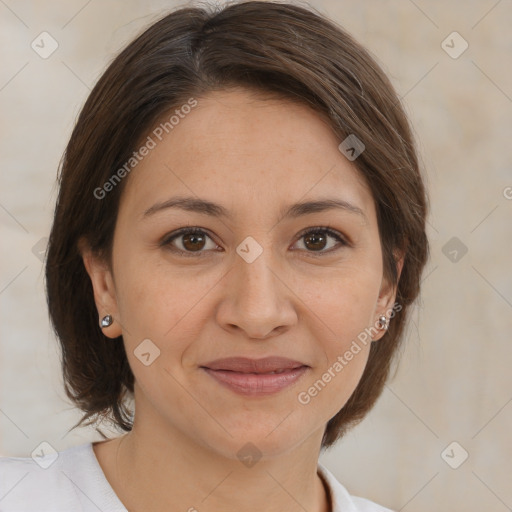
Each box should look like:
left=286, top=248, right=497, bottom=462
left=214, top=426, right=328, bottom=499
left=45, top=0, right=429, bottom=449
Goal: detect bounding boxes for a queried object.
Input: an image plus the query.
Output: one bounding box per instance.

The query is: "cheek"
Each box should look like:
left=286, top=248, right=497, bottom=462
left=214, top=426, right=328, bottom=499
left=113, top=258, right=201, bottom=412
left=293, top=266, right=380, bottom=411
left=298, top=261, right=382, bottom=340
left=112, top=249, right=224, bottom=391
left=113, top=248, right=209, bottom=338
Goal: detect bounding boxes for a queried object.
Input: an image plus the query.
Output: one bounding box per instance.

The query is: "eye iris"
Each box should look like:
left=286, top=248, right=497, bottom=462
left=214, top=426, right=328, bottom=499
left=182, top=232, right=205, bottom=251
left=304, top=231, right=327, bottom=251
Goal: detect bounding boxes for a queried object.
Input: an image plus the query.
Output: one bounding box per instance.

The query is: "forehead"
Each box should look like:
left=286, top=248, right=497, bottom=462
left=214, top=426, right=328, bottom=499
left=118, top=88, right=376, bottom=224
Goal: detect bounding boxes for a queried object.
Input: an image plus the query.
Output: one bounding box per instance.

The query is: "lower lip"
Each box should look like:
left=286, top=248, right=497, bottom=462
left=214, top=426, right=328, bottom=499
left=202, top=366, right=309, bottom=396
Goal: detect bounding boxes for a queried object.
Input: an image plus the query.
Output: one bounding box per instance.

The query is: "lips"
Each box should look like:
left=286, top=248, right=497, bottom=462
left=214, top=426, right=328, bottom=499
left=200, top=356, right=308, bottom=374
left=200, top=357, right=310, bottom=396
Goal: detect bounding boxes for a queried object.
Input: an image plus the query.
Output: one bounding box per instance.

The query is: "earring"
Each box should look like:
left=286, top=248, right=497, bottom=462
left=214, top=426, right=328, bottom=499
left=378, top=315, right=389, bottom=330
left=100, top=314, right=113, bottom=328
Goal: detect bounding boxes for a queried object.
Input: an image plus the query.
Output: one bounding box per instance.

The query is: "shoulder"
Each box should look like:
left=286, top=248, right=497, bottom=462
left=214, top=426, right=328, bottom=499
left=317, top=462, right=395, bottom=512
left=0, top=442, right=125, bottom=512
left=0, top=444, right=80, bottom=511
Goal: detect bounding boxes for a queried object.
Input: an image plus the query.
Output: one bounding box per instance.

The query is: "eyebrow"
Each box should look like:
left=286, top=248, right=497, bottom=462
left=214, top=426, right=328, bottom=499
left=142, top=196, right=368, bottom=224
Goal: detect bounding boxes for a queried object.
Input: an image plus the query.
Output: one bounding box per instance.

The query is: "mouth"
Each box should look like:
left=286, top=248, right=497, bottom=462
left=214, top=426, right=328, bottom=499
left=200, top=357, right=310, bottom=396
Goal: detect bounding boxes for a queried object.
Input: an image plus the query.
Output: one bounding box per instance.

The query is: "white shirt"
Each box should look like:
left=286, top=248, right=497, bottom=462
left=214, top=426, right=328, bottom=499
left=0, top=442, right=394, bottom=511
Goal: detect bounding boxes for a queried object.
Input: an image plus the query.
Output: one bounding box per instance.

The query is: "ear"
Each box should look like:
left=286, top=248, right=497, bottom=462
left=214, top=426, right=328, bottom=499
left=79, top=237, right=122, bottom=339
left=372, top=250, right=405, bottom=341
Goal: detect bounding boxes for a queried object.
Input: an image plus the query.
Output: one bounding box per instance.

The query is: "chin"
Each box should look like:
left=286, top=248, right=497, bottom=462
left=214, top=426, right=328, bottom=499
left=212, top=422, right=309, bottom=460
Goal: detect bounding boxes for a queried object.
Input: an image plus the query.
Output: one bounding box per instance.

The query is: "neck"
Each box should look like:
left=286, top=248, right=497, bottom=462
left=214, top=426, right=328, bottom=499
left=99, top=410, right=330, bottom=512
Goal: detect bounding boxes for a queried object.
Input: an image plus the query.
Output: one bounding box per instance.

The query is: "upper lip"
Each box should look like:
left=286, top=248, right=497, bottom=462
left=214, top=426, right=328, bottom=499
left=201, top=357, right=308, bottom=373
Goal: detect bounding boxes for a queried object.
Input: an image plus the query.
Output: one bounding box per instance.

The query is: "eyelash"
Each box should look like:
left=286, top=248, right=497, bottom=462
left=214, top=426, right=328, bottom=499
left=160, top=226, right=349, bottom=257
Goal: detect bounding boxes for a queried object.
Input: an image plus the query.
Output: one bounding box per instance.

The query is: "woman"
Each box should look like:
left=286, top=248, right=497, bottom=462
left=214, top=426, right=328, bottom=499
left=0, top=1, right=429, bottom=511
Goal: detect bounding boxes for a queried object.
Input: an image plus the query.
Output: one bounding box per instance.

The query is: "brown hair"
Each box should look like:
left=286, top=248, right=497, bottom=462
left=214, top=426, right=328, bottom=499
left=45, top=0, right=429, bottom=448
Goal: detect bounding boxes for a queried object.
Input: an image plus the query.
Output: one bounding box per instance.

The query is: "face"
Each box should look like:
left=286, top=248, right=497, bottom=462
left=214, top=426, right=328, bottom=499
left=84, top=88, right=401, bottom=459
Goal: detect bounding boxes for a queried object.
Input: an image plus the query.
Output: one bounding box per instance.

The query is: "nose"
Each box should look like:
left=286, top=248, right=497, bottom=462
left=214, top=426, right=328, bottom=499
left=215, top=247, right=298, bottom=339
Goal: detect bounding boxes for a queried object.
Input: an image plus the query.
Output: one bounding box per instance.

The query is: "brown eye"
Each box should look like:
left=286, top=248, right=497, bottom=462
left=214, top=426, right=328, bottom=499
left=162, top=226, right=347, bottom=258
left=293, top=227, right=347, bottom=253
left=162, top=228, right=218, bottom=256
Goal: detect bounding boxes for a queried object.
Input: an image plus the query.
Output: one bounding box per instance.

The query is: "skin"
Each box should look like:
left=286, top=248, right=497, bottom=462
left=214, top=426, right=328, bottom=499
left=82, top=87, right=403, bottom=512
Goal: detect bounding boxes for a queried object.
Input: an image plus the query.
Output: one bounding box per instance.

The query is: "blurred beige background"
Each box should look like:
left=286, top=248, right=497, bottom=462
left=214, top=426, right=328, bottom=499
left=1, top=0, right=511, bottom=511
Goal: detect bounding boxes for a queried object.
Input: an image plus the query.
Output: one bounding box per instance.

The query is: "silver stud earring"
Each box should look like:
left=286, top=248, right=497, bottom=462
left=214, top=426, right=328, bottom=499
left=100, top=314, right=113, bottom=328
left=378, top=315, right=389, bottom=330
